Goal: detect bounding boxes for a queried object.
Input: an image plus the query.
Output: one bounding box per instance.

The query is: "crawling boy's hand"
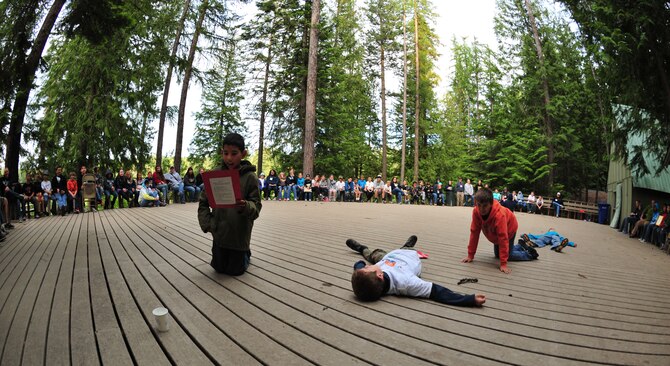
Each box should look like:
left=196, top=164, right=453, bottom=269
left=499, top=264, right=511, bottom=274
left=474, top=294, right=486, bottom=306
left=461, top=256, right=474, bottom=263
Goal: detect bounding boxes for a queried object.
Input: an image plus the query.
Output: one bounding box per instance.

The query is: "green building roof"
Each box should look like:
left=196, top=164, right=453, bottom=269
left=626, top=133, right=670, bottom=194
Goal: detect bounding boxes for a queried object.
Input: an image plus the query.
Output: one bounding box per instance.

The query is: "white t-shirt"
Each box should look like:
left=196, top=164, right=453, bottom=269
left=365, top=181, right=374, bottom=191
left=377, top=249, right=432, bottom=298
left=527, top=194, right=536, bottom=204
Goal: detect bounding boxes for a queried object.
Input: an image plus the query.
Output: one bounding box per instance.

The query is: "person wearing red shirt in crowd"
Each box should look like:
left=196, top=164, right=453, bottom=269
left=462, top=188, right=537, bottom=274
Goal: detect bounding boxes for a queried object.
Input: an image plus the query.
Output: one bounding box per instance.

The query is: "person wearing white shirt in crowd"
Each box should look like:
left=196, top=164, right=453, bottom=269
left=464, top=178, right=474, bottom=206
left=335, top=176, right=346, bottom=202
left=527, top=191, right=536, bottom=213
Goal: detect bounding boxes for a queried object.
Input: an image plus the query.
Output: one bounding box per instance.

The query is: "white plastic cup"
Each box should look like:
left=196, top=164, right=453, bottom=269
left=153, top=307, right=169, bottom=332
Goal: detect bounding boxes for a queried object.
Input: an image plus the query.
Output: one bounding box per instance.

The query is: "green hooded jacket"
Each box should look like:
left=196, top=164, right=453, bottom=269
left=198, top=161, right=262, bottom=251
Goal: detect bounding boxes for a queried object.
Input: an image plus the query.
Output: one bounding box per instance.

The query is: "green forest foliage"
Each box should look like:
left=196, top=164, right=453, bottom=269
left=2, top=0, right=665, bottom=200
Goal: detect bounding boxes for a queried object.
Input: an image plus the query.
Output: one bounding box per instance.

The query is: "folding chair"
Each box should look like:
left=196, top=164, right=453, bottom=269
left=81, top=173, right=97, bottom=212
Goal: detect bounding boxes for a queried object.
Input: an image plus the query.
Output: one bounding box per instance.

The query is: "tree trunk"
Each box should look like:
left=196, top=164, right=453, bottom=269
left=5, top=0, right=66, bottom=182
left=139, top=109, right=149, bottom=170
left=524, top=0, right=554, bottom=187
left=302, top=0, right=320, bottom=177
left=413, top=0, right=420, bottom=183
left=155, top=0, right=192, bottom=167
left=380, top=42, right=387, bottom=181
left=401, top=0, right=408, bottom=183
left=258, top=31, right=274, bottom=175
left=298, top=1, right=311, bottom=139
left=174, top=0, right=208, bottom=173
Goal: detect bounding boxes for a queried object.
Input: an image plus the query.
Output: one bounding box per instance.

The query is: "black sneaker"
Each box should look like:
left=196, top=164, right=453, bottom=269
left=346, top=239, right=367, bottom=253
left=5, top=223, right=15, bottom=229
left=556, top=238, right=569, bottom=252
left=521, top=233, right=535, bottom=247
left=403, top=235, right=418, bottom=248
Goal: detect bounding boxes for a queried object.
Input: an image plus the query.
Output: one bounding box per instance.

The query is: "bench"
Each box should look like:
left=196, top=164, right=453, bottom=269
left=562, top=201, right=598, bottom=221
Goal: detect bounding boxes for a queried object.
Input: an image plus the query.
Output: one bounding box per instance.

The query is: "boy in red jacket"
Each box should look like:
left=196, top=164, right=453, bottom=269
left=462, top=188, right=537, bottom=274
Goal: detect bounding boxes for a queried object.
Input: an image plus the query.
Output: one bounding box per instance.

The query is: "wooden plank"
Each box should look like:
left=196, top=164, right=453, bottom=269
left=97, top=210, right=213, bottom=365
left=106, top=209, right=277, bottom=365
left=0, top=219, right=43, bottom=281
left=21, top=211, right=79, bottom=365
left=0, top=211, right=66, bottom=364
left=151, top=209, right=499, bottom=365
left=0, top=215, right=63, bottom=360
left=69, top=212, right=100, bottom=366
left=250, top=240, right=670, bottom=354
left=0, top=218, right=49, bottom=296
left=86, top=212, right=134, bottom=365
left=247, top=242, right=665, bottom=365
left=117, top=207, right=358, bottom=365
left=94, top=211, right=171, bottom=365
left=46, top=213, right=85, bottom=364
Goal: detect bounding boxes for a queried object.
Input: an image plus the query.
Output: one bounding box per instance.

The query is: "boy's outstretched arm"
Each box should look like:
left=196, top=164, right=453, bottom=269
left=430, top=284, right=485, bottom=307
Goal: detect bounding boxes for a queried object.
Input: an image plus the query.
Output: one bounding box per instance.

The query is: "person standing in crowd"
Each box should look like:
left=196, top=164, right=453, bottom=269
left=456, top=177, right=465, bottom=206
left=464, top=178, right=474, bottom=207
left=445, top=180, right=454, bottom=206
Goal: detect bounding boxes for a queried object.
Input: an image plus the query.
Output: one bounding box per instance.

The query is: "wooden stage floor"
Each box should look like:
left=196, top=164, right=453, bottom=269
left=0, top=201, right=669, bottom=365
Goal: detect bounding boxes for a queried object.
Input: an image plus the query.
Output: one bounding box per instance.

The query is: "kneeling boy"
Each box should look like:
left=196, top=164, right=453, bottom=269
left=346, top=236, right=485, bottom=306
left=462, top=188, right=537, bottom=274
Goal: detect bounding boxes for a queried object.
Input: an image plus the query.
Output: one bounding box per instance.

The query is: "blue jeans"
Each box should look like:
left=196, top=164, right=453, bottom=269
left=140, top=191, right=160, bottom=207
left=54, top=192, right=68, bottom=209
left=170, top=182, right=185, bottom=203
left=5, top=189, right=25, bottom=218
left=155, top=184, right=168, bottom=202
left=280, top=186, right=289, bottom=200
left=393, top=188, right=404, bottom=204
left=288, top=185, right=297, bottom=200
left=530, top=234, right=562, bottom=249
left=184, top=185, right=201, bottom=202
left=553, top=202, right=561, bottom=217
left=104, top=189, right=118, bottom=208
left=493, top=233, right=534, bottom=261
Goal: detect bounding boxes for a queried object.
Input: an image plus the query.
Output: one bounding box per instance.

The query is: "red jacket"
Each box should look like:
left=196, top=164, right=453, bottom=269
left=153, top=172, right=166, bottom=185
left=67, top=179, right=78, bottom=194
left=468, top=200, right=518, bottom=266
